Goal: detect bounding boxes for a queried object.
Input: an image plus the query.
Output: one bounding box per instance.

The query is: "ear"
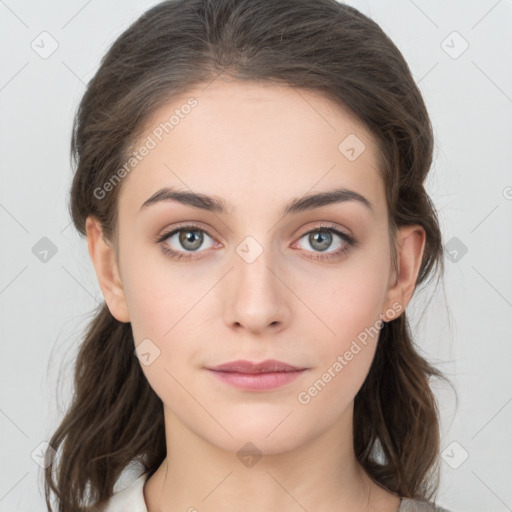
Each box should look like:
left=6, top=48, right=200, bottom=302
left=86, top=216, right=130, bottom=323
left=381, top=224, right=426, bottom=322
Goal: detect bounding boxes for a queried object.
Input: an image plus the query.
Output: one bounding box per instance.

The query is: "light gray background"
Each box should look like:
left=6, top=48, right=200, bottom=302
left=1, top=0, right=511, bottom=510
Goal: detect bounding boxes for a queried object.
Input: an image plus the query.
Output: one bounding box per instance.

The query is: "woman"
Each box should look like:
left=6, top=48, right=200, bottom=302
left=44, top=1, right=454, bottom=510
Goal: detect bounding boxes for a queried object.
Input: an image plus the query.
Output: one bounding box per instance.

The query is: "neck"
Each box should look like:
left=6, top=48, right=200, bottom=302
left=143, top=405, right=400, bottom=512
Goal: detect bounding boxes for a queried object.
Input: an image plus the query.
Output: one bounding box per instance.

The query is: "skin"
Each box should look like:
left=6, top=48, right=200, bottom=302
left=86, top=77, right=425, bottom=512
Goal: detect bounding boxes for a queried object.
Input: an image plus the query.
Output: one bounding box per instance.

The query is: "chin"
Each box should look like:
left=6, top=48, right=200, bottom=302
left=214, top=431, right=306, bottom=459
left=204, top=411, right=313, bottom=457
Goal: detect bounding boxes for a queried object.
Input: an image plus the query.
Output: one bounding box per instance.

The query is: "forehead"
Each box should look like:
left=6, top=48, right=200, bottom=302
left=118, top=79, right=386, bottom=220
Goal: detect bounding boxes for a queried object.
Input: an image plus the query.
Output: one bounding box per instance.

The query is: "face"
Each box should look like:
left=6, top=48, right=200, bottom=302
left=94, top=79, right=409, bottom=455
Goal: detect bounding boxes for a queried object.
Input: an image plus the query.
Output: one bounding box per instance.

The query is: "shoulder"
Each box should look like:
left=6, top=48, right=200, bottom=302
left=398, top=497, right=453, bottom=512
left=98, top=472, right=150, bottom=512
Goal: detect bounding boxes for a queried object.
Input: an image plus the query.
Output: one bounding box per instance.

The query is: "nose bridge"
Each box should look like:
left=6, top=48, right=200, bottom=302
left=234, top=232, right=280, bottom=297
left=224, top=231, right=289, bottom=332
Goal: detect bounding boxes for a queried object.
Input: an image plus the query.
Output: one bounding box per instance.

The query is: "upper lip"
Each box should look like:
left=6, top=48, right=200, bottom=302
left=206, top=359, right=305, bottom=373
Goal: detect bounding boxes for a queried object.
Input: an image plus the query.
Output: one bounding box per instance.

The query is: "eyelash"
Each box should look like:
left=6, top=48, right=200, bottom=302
left=154, top=223, right=357, bottom=262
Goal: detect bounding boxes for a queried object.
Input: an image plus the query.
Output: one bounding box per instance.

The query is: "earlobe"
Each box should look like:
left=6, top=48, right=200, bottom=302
left=85, top=216, right=130, bottom=323
left=382, top=225, right=426, bottom=322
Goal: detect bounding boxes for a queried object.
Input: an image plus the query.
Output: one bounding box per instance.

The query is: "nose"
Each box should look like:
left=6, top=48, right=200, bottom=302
left=223, top=242, right=291, bottom=335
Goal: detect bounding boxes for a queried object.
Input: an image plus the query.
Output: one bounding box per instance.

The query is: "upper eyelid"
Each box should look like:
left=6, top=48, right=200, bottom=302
left=158, top=223, right=216, bottom=241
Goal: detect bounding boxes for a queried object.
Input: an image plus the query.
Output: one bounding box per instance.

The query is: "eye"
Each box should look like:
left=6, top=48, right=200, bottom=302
left=154, top=223, right=357, bottom=262
left=293, top=224, right=356, bottom=261
left=155, top=224, right=216, bottom=260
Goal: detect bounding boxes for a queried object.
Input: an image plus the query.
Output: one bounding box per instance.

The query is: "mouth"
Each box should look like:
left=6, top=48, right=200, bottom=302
left=205, top=359, right=308, bottom=391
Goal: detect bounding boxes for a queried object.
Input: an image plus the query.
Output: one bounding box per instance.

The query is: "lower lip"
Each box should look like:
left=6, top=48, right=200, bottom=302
left=206, top=369, right=307, bottom=391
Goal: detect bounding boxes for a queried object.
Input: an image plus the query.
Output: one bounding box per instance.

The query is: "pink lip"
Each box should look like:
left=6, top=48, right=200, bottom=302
left=205, top=359, right=308, bottom=391
left=208, top=359, right=304, bottom=373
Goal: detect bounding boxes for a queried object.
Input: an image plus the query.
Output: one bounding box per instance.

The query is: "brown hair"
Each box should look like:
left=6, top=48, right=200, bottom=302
left=45, top=0, right=455, bottom=510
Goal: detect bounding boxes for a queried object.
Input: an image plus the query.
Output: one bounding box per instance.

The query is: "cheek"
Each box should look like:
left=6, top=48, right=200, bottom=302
left=121, top=243, right=199, bottom=338
left=296, top=256, right=388, bottom=400
left=296, top=279, right=383, bottom=415
left=125, top=267, right=199, bottom=405
left=332, top=269, right=386, bottom=338
left=304, top=257, right=388, bottom=351
left=122, top=254, right=210, bottom=381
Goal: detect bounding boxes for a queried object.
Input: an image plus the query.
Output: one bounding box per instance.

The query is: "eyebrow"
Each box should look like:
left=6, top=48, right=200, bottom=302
left=139, top=186, right=374, bottom=217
